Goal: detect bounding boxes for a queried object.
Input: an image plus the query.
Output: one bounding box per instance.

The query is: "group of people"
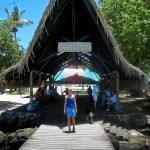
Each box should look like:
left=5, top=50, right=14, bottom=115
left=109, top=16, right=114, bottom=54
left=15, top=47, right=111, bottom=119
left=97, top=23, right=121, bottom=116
left=27, top=86, right=59, bottom=111
left=100, top=89, right=117, bottom=112
left=87, top=84, right=117, bottom=112
left=27, top=85, right=117, bottom=133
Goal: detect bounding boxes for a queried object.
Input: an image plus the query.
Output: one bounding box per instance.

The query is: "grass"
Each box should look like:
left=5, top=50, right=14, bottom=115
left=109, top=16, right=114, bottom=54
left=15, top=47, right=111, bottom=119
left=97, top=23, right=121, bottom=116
left=6, top=91, right=30, bottom=95
left=125, top=98, right=150, bottom=115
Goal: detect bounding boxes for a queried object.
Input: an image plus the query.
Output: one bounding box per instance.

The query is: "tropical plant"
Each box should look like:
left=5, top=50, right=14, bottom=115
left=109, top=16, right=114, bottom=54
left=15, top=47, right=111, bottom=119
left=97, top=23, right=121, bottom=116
left=4, top=6, right=33, bottom=41
left=0, top=19, right=24, bottom=73
left=99, top=0, right=150, bottom=73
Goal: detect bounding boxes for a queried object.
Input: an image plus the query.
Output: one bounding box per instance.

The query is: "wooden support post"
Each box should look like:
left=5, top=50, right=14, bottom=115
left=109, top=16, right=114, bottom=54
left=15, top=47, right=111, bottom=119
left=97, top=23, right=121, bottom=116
left=116, top=72, right=119, bottom=104
left=20, top=86, right=22, bottom=98
left=82, top=84, right=84, bottom=90
left=52, top=75, right=54, bottom=87
left=61, top=84, right=63, bottom=95
left=39, top=73, right=41, bottom=88
left=1, top=81, right=4, bottom=94
left=30, top=71, right=33, bottom=103
left=49, top=76, right=51, bottom=89
left=44, top=75, right=47, bottom=89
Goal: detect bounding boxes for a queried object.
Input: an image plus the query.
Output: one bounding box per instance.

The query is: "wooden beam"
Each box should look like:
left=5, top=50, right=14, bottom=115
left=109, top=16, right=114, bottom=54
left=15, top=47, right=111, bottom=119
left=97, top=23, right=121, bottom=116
left=49, top=76, right=51, bottom=89
left=91, top=52, right=112, bottom=66
left=33, top=53, right=57, bottom=80
left=90, top=53, right=111, bottom=73
left=54, top=69, right=64, bottom=81
left=44, top=75, right=47, bottom=89
left=52, top=59, right=74, bottom=75
left=58, top=35, right=71, bottom=42
left=82, top=53, right=108, bottom=74
left=76, top=34, right=91, bottom=42
left=40, top=52, right=58, bottom=63
left=46, top=53, right=71, bottom=74
left=38, top=74, right=41, bottom=88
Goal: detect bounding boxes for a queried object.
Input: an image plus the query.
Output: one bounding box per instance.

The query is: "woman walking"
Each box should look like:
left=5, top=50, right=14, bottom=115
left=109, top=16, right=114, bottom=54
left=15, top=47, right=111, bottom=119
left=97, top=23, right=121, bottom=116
left=64, top=88, right=77, bottom=133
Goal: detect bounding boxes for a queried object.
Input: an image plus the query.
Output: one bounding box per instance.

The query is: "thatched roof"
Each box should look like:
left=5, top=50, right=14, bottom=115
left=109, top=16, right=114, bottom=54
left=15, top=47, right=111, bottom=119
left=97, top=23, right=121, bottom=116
left=0, top=0, right=147, bottom=90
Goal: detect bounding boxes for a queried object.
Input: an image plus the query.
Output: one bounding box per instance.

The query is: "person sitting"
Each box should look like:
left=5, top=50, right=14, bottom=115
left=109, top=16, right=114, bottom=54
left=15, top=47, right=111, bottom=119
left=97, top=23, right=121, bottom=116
left=49, top=86, right=58, bottom=102
left=35, top=87, right=42, bottom=100
left=40, top=89, right=50, bottom=105
left=100, top=90, right=107, bottom=108
left=31, top=87, right=42, bottom=109
left=105, top=90, right=117, bottom=112
left=105, top=88, right=111, bottom=99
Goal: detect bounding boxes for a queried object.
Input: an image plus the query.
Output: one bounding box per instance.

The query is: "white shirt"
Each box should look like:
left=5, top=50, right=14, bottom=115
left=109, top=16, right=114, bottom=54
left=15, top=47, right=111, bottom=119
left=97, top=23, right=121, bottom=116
left=92, top=85, right=99, bottom=95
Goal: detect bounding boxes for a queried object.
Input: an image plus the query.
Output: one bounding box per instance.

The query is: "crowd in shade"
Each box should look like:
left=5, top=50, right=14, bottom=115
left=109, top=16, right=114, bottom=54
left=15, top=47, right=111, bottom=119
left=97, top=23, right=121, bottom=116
left=26, top=86, right=59, bottom=112
left=87, top=83, right=117, bottom=112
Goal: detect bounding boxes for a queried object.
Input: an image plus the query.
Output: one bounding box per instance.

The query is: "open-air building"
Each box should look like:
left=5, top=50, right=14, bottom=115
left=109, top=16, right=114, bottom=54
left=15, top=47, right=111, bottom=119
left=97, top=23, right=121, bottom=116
left=0, top=1, right=150, bottom=149
left=0, top=0, right=147, bottom=101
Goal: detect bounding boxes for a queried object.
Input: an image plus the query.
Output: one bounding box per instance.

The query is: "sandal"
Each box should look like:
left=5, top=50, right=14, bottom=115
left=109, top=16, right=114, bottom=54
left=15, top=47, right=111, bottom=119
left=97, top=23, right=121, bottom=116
left=72, top=129, right=76, bottom=133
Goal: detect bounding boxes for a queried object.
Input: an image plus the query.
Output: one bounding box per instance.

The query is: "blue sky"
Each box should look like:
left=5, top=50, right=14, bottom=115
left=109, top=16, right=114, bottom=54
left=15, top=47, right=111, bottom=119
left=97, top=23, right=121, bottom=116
left=0, top=0, right=99, bottom=50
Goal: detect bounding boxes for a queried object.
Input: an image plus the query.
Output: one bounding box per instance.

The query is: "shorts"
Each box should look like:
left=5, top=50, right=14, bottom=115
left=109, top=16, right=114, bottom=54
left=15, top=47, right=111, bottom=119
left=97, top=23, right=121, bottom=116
left=111, top=102, right=116, bottom=105
left=93, top=95, right=98, bottom=101
left=66, top=107, right=76, bottom=117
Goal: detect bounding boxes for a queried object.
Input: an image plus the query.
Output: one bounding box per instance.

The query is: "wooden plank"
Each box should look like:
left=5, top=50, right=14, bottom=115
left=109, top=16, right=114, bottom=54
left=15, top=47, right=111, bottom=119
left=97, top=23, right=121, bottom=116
left=19, top=123, right=114, bottom=150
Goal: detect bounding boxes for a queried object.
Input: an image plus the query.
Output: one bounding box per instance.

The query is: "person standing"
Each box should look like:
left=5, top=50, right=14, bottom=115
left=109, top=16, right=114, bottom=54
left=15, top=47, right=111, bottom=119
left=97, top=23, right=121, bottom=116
left=87, top=86, right=92, bottom=102
left=64, top=88, right=68, bottom=95
left=92, top=84, right=99, bottom=110
left=64, top=88, right=77, bottom=133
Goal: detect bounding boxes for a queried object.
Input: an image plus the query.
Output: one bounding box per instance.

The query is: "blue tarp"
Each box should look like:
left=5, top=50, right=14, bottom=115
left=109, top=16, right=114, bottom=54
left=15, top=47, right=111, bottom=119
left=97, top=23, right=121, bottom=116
left=54, top=68, right=100, bottom=84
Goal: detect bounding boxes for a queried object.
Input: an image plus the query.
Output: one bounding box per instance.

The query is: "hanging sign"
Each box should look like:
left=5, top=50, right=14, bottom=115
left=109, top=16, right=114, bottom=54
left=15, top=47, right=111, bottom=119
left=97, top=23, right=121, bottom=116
left=58, top=42, right=92, bottom=52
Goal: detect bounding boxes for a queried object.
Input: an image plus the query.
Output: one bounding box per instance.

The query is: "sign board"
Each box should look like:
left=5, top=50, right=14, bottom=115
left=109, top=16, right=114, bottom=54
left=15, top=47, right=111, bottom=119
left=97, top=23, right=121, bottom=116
left=58, top=42, right=92, bottom=52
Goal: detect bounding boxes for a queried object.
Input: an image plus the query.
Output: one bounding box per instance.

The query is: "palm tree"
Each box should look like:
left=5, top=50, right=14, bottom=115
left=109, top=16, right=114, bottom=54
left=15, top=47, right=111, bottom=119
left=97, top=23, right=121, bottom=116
left=4, top=6, right=33, bottom=42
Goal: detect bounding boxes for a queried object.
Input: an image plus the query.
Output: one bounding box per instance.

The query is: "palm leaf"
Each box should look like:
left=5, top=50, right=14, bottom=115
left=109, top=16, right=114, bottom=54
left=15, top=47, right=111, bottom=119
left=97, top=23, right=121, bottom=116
left=4, top=8, right=10, bottom=19
left=19, top=10, right=26, bottom=19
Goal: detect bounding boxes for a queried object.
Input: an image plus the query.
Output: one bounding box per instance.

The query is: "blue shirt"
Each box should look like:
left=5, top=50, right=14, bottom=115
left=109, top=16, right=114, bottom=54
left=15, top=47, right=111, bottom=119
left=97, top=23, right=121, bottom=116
left=66, top=96, right=75, bottom=108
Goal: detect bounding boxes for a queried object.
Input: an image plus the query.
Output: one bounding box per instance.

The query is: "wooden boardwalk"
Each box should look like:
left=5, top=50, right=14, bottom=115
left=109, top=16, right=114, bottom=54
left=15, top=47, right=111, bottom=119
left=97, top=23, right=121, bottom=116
left=19, top=123, right=114, bottom=150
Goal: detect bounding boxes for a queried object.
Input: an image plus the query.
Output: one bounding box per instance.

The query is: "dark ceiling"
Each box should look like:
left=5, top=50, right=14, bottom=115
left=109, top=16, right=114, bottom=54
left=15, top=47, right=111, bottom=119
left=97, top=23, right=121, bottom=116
left=29, top=0, right=116, bottom=79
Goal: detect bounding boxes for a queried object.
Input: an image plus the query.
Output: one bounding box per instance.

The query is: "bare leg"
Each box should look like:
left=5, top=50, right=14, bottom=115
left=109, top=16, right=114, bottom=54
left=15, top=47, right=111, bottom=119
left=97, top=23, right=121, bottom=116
left=106, top=99, right=110, bottom=111
left=67, top=117, right=71, bottom=131
left=72, top=116, right=76, bottom=132
left=72, top=116, right=76, bottom=129
left=94, top=101, right=97, bottom=109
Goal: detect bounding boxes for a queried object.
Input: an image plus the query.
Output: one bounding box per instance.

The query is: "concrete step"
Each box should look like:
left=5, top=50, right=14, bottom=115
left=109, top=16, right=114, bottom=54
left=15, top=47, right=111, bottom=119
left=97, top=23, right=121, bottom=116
left=116, top=127, right=129, bottom=141
left=103, top=123, right=110, bottom=133
left=103, top=124, right=130, bottom=142
left=103, top=115, right=129, bottom=128
left=146, top=115, right=150, bottom=124
left=103, top=115, right=130, bottom=142
left=122, top=128, right=129, bottom=141
left=110, top=125, right=116, bottom=136
left=116, top=127, right=123, bottom=141
left=128, top=129, right=144, bottom=137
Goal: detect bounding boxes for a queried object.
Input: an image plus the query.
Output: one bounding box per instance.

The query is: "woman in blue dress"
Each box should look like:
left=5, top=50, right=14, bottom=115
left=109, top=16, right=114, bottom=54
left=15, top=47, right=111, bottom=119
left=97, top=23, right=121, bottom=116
left=64, top=88, right=77, bottom=133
